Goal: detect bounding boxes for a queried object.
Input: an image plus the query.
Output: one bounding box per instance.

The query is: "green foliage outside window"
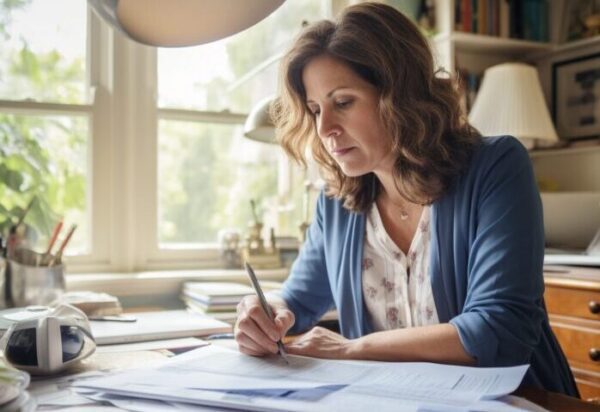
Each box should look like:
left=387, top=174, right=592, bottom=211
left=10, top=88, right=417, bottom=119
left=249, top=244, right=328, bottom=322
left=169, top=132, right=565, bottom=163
left=0, top=0, right=87, bottom=252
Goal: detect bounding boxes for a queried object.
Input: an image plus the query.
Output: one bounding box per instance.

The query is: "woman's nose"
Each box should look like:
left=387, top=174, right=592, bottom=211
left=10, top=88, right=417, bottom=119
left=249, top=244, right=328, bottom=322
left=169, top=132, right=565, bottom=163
left=317, top=109, right=342, bottom=139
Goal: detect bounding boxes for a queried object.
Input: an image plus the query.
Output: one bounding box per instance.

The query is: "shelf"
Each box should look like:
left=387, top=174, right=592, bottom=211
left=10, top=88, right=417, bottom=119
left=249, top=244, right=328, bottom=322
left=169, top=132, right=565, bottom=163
left=554, top=36, right=600, bottom=54
left=529, top=143, right=600, bottom=158
left=434, top=32, right=552, bottom=56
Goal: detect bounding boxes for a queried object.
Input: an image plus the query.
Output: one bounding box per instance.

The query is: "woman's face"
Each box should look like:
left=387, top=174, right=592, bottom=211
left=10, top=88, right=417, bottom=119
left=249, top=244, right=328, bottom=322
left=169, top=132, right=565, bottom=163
left=302, top=54, right=395, bottom=177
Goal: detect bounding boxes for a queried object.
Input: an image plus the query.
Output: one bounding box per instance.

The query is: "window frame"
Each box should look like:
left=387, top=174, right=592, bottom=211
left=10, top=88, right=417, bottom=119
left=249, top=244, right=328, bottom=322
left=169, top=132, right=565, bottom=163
left=0, top=5, right=312, bottom=274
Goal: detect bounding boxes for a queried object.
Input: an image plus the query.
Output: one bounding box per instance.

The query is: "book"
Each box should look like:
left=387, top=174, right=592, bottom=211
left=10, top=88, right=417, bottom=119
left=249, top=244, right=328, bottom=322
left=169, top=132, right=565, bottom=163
left=90, top=310, right=231, bottom=345
left=182, top=281, right=285, bottom=325
left=183, top=282, right=255, bottom=305
left=183, top=298, right=239, bottom=324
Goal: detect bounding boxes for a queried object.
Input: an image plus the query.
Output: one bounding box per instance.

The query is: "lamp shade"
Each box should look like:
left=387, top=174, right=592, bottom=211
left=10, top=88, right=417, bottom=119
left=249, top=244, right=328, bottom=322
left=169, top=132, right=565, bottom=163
left=88, top=0, right=284, bottom=47
left=244, top=96, right=276, bottom=144
left=468, top=63, right=558, bottom=149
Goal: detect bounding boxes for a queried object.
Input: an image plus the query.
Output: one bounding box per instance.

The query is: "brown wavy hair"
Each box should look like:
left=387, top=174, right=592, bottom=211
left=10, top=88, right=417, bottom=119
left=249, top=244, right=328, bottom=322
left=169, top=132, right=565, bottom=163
left=272, top=2, right=481, bottom=212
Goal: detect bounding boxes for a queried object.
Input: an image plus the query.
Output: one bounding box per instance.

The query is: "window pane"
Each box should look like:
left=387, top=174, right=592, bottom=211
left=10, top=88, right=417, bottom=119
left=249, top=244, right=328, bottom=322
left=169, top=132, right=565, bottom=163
left=0, top=0, right=87, bottom=104
left=0, top=114, right=89, bottom=255
left=158, top=120, right=281, bottom=247
left=157, top=0, right=324, bottom=113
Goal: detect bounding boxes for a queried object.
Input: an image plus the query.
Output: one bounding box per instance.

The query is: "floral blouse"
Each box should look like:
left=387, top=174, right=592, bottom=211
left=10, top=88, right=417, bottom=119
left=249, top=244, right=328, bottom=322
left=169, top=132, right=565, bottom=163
left=362, top=204, right=439, bottom=331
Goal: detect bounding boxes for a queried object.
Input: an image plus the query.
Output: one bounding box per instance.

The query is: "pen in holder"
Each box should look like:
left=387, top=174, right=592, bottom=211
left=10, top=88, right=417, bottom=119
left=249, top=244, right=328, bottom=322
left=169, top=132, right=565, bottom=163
left=7, top=248, right=66, bottom=307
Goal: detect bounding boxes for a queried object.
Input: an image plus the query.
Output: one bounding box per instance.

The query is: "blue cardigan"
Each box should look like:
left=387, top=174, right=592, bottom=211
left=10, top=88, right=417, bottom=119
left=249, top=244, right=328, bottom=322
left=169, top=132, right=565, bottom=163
left=281, top=136, right=578, bottom=396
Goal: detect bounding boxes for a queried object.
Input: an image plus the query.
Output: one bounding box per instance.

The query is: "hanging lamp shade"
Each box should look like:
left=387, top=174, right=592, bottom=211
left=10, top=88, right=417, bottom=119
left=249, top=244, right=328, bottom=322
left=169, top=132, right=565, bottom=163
left=244, top=96, right=276, bottom=144
left=88, top=0, right=284, bottom=47
left=468, top=63, right=559, bottom=150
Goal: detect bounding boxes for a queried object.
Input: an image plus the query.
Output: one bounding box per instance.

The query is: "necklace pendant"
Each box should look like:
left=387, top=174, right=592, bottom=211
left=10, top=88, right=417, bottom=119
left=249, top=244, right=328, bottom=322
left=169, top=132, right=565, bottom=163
left=400, top=210, right=409, bottom=220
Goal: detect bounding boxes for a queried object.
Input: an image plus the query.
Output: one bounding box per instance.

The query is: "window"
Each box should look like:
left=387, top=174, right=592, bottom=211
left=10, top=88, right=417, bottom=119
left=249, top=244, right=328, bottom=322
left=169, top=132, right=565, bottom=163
left=153, top=0, right=326, bottom=264
left=0, top=0, right=91, bottom=257
left=0, top=1, right=329, bottom=273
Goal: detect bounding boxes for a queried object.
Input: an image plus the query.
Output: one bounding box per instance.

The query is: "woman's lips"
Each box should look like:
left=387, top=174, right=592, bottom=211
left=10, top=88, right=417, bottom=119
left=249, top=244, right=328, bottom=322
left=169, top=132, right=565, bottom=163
left=331, top=147, right=354, bottom=156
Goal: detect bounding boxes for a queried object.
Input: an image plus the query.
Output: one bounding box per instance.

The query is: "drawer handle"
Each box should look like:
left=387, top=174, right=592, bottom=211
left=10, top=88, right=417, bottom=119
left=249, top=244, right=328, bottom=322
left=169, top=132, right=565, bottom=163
left=590, top=301, right=600, bottom=314
left=590, top=348, right=600, bottom=362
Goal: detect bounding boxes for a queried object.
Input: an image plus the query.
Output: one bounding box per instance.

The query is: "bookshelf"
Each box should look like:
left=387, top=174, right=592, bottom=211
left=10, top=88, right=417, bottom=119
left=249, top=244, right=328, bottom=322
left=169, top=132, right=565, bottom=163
left=431, top=0, right=600, bottom=191
left=432, top=0, right=555, bottom=107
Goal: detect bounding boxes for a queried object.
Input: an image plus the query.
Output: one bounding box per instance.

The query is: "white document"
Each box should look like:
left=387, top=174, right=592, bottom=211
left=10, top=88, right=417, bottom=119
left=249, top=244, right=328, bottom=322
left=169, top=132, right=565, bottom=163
left=74, top=345, right=530, bottom=412
left=90, top=310, right=231, bottom=345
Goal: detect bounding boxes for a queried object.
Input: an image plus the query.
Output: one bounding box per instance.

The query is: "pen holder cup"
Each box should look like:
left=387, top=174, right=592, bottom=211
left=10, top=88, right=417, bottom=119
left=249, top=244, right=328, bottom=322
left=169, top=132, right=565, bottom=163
left=7, top=249, right=66, bottom=307
left=0, top=257, right=7, bottom=309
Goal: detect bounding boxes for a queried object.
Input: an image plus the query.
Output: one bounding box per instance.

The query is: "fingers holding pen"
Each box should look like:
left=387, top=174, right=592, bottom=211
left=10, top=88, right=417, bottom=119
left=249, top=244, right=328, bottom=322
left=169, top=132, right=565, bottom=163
left=274, top=309, right=295, bottom=339
left=235, top=296, right=280, bottom=355
left=236, top=321, right=278, bottom=356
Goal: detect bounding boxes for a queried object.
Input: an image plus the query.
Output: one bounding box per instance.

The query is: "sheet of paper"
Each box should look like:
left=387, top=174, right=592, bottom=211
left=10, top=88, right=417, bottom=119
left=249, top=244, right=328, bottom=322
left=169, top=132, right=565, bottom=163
left=74, top=345, right=529, bottom=412
left=86, top=392, right=225, bottom=412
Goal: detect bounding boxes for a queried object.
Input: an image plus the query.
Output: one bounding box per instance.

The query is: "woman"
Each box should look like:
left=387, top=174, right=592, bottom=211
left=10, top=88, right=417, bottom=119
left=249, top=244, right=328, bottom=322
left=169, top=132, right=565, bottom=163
left=235, top=2, right=578, bottom=397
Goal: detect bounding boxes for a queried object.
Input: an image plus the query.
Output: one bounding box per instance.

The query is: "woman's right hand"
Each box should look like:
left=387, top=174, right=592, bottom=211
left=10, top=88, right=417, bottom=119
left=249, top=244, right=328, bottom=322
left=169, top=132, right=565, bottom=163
left=235, top=295, right=295, bottom=356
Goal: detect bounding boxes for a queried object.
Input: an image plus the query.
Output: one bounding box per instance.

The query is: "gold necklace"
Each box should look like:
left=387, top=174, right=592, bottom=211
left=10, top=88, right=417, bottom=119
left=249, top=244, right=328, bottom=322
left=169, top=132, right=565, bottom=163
left=380, top=192, right=410, bottom=220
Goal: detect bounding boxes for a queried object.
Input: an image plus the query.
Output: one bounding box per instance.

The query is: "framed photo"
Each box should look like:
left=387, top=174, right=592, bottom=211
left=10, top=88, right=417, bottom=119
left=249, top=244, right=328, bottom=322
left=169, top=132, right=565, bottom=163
left=552, top=53, right=600, bottom=140
left=559, top=0, right=598, bottom=43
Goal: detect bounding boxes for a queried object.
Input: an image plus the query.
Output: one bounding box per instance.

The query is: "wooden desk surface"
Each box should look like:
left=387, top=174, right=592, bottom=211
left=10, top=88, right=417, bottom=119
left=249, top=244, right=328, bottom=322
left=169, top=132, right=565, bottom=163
left=514, top=387, right=599, bottom=411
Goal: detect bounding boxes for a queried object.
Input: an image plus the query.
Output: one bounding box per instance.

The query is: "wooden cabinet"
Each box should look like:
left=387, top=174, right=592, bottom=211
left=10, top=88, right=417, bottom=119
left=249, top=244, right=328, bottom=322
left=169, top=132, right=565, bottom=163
left=545, top=266, right=600, bottom=402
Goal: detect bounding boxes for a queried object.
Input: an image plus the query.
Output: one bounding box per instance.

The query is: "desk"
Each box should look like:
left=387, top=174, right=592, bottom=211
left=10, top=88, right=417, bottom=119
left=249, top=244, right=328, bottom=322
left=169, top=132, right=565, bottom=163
left=27, top=340, right=595, bottom=411
left=544, top=265, right=600, bottom=401
left=514, top=387, right=599, bottom=411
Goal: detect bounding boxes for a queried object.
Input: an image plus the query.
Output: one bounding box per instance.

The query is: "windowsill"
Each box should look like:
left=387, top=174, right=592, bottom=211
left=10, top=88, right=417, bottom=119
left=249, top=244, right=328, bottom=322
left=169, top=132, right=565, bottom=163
left=66, top=268, right=289, bottom=298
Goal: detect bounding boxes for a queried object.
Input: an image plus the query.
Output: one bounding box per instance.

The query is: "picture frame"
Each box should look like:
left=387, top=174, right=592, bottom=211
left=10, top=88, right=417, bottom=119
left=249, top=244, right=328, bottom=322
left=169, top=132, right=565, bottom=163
left=552, top=53, right=600, bottom=140
left=559, top=0, right=599, bottom=43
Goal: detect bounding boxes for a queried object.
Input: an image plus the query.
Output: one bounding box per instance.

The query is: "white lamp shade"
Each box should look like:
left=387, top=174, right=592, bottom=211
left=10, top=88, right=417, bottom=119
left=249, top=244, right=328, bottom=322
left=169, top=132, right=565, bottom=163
left=89, top=0, right=284, bottom=47
left=244, top=96, right=276, bottom=144
left=468, top=63, right=558, bottom=149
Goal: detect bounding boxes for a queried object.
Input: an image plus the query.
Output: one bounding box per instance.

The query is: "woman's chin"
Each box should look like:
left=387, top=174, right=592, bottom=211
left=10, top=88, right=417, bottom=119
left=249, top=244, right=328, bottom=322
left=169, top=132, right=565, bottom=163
left=339, top=165, right=369, bottom=178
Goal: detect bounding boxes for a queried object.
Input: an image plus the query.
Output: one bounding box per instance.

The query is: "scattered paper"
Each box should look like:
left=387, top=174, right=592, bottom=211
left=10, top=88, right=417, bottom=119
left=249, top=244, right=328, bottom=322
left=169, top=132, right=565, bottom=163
left=74, top=345, right=530, bottom=412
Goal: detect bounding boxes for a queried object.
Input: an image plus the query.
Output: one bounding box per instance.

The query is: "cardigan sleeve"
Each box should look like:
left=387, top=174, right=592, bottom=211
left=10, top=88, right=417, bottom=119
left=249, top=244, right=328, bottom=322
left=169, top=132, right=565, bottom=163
left=449, top=137, right=546, bottom=367
left=281, top=192, right=335, bottom=334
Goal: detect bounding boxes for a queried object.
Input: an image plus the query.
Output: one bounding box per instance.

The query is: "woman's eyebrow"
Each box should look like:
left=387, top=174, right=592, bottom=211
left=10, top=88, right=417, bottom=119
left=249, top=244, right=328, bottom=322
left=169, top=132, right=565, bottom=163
left=306, top=86, right=354, bottom=103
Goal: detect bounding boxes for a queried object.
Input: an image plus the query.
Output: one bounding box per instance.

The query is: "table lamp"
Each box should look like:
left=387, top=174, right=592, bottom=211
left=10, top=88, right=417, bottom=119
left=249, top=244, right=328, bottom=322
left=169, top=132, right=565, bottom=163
left=88, top=0, right=284, bottom=47
left=468, top=63, right=559, bottom=150
left=244, top=96, right=277, bottom=144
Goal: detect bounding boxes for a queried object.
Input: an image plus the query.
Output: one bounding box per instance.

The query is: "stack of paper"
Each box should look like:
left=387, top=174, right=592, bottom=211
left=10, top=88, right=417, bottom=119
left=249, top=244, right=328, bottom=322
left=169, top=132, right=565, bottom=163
left=182, top=281, right=282, bottom=323
left=73, top=345, right=535, bottom=412
left=0, top=356, right=35, bottom=411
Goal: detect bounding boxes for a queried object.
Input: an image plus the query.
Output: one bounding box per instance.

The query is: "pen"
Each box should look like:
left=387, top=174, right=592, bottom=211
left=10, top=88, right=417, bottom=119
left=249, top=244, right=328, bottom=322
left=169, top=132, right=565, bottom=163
left=88, top=315, right=137, bottom=322
left=205, top=333, right=235, bottom=340
left=244, top=261, right=289, bottom=364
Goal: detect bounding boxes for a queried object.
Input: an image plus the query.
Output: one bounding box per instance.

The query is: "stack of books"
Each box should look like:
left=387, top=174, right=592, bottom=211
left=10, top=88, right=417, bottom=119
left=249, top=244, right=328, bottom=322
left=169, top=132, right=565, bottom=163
left=182, top=281, right=283, bottom=324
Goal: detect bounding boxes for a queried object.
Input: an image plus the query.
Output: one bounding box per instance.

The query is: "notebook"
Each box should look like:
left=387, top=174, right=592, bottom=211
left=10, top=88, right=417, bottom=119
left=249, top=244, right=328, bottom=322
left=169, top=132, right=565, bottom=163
left=90, top=310, right=231, bottom=345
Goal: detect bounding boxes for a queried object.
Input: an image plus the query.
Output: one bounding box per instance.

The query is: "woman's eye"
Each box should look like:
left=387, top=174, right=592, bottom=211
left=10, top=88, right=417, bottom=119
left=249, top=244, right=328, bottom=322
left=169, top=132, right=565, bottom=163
left=336, top=99, right=352, bottom=108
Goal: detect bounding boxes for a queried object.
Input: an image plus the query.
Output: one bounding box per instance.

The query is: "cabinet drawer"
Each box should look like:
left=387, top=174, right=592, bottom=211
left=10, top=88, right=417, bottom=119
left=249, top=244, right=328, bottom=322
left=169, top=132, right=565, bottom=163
left=545, top=285, right=600, bottom=321
left=550, top=316, right=600, bottom=371
left=572, top=367, right=600, bottom=403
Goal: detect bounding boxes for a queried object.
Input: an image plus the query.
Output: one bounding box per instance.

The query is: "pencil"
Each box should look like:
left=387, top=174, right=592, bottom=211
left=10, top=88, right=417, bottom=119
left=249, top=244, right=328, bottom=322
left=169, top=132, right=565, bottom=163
left=48, top=224, right=77, bottom=267
left=46, top=220, right=63, bottom=255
